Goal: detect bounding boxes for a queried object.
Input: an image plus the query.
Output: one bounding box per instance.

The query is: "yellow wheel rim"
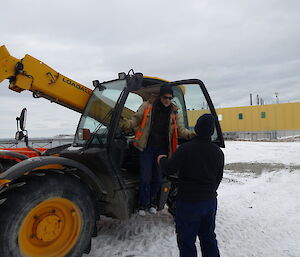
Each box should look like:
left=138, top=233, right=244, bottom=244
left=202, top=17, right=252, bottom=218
left=19, top=198, right=82, bottom=257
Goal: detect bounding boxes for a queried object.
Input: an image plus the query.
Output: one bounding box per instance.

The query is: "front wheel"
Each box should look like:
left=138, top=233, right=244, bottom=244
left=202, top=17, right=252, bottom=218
left=0, top=173, right=96, bottom=257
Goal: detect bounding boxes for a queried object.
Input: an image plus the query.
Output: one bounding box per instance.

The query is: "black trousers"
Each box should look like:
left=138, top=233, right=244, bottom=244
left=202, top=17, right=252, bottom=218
left=175, top=198, right=220, bottom=257
left=138, top=146, right=166, bottom=207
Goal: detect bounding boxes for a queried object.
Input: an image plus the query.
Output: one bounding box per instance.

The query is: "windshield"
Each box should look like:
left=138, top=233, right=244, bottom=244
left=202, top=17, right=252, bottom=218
left=74, top=79, right=127, bottom=145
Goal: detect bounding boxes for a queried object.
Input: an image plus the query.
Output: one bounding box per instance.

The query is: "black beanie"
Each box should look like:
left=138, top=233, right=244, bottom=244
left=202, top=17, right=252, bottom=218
left=159, top=85, right=173, bottom=96
left=194, top=114, right=215, bottom=139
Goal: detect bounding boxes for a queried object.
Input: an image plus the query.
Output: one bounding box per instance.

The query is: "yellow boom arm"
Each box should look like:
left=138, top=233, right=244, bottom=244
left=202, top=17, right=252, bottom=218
left=0, top=45, right=92, bottom=113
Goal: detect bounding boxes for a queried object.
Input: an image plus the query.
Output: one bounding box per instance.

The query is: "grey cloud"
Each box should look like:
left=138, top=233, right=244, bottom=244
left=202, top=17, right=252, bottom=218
left=0, top=0, right=299, bottom=137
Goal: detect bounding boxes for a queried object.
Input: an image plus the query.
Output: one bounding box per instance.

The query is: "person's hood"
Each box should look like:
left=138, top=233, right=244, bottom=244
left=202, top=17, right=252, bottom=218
left=194, top=114, right=215, bottom=139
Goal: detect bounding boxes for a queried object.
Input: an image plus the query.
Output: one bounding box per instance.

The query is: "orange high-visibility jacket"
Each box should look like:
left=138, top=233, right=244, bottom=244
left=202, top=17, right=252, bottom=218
left=131, top=101, right=195, bottom=156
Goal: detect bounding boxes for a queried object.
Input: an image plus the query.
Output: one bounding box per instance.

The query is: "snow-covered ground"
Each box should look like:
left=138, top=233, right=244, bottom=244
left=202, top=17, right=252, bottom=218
left=85, top=141, right=300, bottom=257
left=223, top=141, right=300, bottom=166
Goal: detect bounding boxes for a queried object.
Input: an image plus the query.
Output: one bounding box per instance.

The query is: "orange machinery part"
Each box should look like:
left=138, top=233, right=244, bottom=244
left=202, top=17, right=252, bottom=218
left=0, top=148, right=47, bottom=161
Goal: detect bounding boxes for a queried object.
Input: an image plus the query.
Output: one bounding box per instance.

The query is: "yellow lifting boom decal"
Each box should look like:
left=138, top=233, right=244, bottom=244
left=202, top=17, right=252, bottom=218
left=0, top=45, right=19, bottom=82
left=0, top=45, right=92, bottom=113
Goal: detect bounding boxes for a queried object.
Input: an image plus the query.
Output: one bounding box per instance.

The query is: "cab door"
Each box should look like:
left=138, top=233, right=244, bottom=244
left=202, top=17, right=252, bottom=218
left=171, top=79, right=225, bottom=148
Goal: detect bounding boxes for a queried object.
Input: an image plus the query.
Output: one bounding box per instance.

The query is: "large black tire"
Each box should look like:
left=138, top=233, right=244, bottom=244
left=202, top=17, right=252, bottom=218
left=0, top=173, right=96, bottom=257
left=0, top=159, right=18, bottom=173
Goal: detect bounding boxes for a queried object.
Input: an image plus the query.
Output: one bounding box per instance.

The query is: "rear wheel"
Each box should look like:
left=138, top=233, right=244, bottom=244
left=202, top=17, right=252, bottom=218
left=0, top=173, right=96, bottom=257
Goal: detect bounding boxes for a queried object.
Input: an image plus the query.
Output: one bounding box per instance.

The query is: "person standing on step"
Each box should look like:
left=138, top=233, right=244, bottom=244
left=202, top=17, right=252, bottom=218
left=122, top=85, right=195, bottom=216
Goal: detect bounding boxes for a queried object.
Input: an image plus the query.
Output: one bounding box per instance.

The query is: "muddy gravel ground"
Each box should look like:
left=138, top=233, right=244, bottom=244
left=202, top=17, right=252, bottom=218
left=225, top=162, right=300, bottom=175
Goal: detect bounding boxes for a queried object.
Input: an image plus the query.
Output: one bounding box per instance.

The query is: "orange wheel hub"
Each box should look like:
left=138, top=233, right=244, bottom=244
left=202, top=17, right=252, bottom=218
left=18, top=198, right=82, bottom=257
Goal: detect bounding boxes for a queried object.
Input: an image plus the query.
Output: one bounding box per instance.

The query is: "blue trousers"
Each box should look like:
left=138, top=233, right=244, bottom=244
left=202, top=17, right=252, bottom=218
left=175, top=198, right=220, bottom=257
left=139, top=146, right=166, bottom=207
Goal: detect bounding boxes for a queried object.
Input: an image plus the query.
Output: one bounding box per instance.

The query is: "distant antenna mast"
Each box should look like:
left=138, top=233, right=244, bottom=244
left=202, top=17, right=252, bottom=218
left=260, top=97, right=264, bottom=105
left=275, top=92, right=279, bottom=104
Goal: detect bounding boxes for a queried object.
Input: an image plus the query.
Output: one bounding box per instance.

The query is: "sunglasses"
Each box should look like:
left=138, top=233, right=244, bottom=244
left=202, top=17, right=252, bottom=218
left=162, top=96, right=173, bottom=100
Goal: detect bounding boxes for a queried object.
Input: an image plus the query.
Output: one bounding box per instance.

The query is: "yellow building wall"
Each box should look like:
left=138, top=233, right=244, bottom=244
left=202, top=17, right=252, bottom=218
left=187, top=102, right=300, bottom=132
left=187, top=109, right=210, bottom=127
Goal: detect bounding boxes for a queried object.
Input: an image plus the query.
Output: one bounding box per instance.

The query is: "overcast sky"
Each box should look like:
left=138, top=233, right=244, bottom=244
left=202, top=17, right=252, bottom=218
left=0, top=0, right=299, bottom=138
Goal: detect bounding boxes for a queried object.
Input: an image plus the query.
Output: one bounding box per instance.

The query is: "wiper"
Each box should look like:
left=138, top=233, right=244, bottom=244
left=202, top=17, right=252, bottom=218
left=85, top=109, right=113, bottom=148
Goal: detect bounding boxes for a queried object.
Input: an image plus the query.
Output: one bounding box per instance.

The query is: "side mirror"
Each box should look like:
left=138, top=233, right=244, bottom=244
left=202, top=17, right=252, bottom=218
left=19, top=108, right=27, bottom=131
left=15, top=131, right=25, bottom=141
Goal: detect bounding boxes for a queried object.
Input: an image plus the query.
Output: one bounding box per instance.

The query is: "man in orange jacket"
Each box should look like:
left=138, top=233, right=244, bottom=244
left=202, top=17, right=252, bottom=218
left=123, top=85, right=195, bottom=215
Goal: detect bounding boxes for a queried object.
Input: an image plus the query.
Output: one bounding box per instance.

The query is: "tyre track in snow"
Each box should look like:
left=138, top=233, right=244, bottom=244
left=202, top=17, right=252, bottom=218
left=85, top=170, right=300, bottom=257
left=86, top=209, right=178, bottom=257
left=85, top=167, right=300, bottom=257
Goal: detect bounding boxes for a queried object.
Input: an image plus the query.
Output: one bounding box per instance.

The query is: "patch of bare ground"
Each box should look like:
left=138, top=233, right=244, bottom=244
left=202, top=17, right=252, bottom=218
left=225, top=162, right=300, bottom=175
